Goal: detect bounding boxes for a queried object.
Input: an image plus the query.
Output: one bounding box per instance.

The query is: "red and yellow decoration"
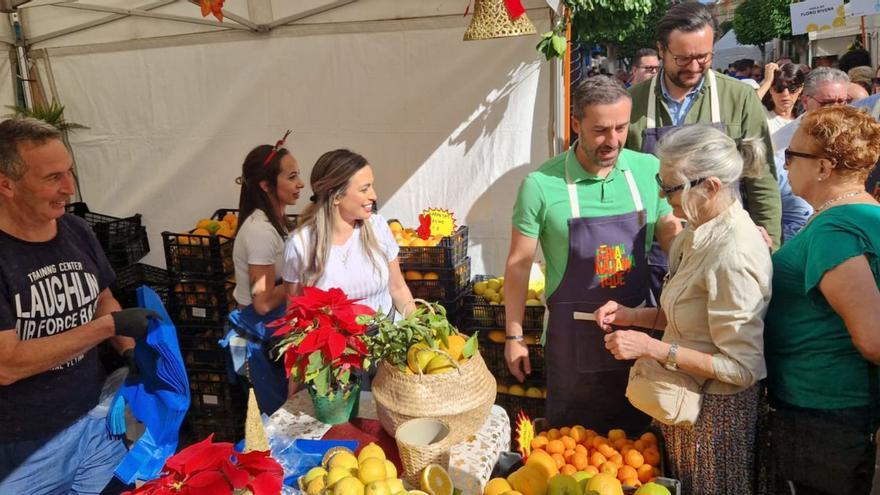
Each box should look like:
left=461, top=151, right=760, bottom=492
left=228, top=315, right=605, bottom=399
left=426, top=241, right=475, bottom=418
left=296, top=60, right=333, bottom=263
left=199, top=0, right=225, bottom=22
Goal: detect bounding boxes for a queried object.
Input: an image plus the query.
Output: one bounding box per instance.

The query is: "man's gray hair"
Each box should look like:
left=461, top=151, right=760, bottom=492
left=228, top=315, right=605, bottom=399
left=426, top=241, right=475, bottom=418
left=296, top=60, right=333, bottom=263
left=571, top=76, right=630, bottom=120
left=803, top=67, right=850, bottom=96
left=0, top=117, right=62, bottom=180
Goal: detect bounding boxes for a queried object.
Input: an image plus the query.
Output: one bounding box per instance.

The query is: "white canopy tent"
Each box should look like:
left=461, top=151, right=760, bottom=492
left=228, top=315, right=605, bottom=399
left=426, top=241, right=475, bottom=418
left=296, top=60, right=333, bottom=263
left=712, top=28, right=772, bottom=69
left=1, top=0, right=554, bottom=276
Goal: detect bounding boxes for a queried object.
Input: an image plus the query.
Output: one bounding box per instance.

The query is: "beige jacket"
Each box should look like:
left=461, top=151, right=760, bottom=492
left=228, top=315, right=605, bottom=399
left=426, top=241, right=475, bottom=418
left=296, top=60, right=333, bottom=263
left=660, top=201, right=772, bottom=395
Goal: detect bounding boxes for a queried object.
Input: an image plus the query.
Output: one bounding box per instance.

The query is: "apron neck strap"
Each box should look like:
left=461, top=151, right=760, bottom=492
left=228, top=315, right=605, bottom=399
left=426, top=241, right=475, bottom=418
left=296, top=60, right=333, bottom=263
left=565, top=144, right=644, bottom=219
left=648, top=70, right=721, bottom=128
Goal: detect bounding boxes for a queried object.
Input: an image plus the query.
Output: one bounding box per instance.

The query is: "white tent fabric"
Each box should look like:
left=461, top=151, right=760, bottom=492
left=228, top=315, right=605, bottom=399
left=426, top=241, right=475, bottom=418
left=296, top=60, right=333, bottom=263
left=34, top=4, right=551, bottom=276
left=712, top=29, right=765, bottom=68
left=0, top=56, right=13, bottom=108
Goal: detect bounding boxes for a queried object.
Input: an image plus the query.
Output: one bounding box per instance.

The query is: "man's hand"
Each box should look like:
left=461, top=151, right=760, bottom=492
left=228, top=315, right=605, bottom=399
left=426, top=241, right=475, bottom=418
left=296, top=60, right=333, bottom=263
left=505, top=340, right=531, bottom=382
left=111, top=308, right=160, bottom=340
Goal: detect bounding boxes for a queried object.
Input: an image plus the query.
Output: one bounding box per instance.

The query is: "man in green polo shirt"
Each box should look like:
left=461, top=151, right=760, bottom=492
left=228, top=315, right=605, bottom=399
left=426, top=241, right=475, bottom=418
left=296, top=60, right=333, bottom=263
left=503, top=76, right=681, bottom=431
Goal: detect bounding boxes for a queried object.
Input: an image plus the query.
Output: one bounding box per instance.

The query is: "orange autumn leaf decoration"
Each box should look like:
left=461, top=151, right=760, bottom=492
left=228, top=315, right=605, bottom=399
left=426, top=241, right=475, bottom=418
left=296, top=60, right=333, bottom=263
left=199, top=0, right=224, bottom=21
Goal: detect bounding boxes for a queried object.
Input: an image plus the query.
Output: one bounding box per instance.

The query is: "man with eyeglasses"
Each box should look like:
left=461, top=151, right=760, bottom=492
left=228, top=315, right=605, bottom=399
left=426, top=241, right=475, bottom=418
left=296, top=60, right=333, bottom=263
left=625, top=2, right=782, bottom=303
left=628, top=48, right=660, bottom=86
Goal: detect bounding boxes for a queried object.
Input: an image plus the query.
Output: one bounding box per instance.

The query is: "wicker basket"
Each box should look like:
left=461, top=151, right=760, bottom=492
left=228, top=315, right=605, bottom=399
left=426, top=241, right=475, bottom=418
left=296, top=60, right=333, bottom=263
left=394, top=418, right=453, bottom=486
left=371, top=351, right=496, bottom=445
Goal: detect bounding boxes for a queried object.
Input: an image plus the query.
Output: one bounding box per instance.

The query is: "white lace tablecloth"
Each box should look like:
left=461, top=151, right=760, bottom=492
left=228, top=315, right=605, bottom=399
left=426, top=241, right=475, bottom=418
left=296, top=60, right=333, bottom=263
left=265, top=390, right=511, bottom=495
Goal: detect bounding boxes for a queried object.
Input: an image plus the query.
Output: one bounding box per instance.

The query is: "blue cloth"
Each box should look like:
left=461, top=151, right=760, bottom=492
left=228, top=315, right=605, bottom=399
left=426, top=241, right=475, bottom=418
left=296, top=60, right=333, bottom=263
left=851, top=93, right=880, bottom=113
left=224, top=306, right=288, bottom=415
left=113, top=286, right=190, bottom=484
left=659, top=69, right=705, bottom=126
left=0, top=412, right=127, bottom=495
left=774, top=153, right=814, bottom=242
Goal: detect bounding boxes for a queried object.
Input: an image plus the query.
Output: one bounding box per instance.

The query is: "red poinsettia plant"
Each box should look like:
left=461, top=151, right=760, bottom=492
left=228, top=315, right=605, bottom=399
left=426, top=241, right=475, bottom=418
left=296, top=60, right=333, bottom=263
left=124, top=435, right=283, bottom=495
left=271, top=287, right=375, bottom=397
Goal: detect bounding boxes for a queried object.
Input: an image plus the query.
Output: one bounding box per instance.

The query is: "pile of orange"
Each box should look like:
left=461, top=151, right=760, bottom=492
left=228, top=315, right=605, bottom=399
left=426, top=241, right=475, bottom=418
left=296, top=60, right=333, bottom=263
left=529, top=426, right=661, bottom=488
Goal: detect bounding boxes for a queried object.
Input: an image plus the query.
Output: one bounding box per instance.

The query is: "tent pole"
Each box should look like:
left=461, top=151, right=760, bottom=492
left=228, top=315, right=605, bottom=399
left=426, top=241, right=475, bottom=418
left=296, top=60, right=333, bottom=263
left=267, top=0, right=357, bottom=30
left=56, top=2, right=251, bottom=31
left=9, top=12, right=32, bottom=109
left=29, top=0, right=177, bottom=45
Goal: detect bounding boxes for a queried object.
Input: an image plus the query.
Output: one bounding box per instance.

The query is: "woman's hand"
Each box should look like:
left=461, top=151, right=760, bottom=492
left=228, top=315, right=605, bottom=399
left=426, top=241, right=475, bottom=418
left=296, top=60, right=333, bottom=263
left=504, top=340, right=531, bottom=382
left=594, top=300, right=635, bottom=332
left=604, top=330, right=657, bottom=360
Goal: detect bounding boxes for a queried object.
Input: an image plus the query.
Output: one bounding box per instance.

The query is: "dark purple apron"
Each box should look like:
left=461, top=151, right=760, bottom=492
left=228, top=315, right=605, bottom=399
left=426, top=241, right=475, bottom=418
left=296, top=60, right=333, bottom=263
left=544, top=145, right=652, bottom=433
left=640, top=71, right=725, bottom=306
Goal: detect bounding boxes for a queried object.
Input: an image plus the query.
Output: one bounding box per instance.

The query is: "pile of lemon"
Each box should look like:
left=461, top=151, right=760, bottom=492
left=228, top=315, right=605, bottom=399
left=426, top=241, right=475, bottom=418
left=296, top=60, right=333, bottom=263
left=473, top=277, right=543, bottom=307
left=405, top=334, right=469, bottom=375
left=300, top=444, right=454, bottom=495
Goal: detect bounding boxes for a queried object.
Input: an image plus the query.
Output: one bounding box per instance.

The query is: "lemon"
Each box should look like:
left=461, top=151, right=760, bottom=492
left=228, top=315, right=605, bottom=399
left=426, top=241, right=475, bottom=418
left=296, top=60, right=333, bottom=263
left=358, top=443, right=386, bottom=464
left=473, top=281, right=488, bottom=296
left=420, top=464, right=453, bottom=495
left=358, top=457, right=387, bottom=485
left=365, top=480, right=391, bottom=495
left=525, top=387, right=543, bottom=398
left=497, top=384, right=508, bottom=394
left=306, top=477, right=327, bottom=495
left=508, top=384, right=525, bottom=397
left=484, top=478, right=514, bottom=495
left=408, top=491, right=430, bottom=495
left=423, top=272, right=440, bottom=280
left=440, top=334, right=467, bottom=361
left=328, top=466, right=355, bottom=487
left=425, top=354, right=456, bottom=375
left=406, top=343, right=435, bottom=373
left=386, top=478, right=405, bottom=494
left=487, top=279, right=502, bottom=291
left=384, top=460, right=398, bottom=480
left=329, top=452, right=360, bottom=472
left=483, top=288, right=498, bottom=301
left=304, top=466, right=328, bottom=484
left=334, top=477, right=366, bottom=495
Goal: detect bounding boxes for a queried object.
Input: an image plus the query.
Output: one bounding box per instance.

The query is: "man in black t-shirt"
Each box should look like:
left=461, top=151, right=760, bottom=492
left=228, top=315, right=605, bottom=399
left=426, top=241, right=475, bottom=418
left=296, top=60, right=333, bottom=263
left=0, top=118, right=157, bottom=494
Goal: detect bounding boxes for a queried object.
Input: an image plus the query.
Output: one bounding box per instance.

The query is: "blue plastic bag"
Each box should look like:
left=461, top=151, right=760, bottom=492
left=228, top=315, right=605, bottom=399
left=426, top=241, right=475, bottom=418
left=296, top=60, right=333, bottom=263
left=113, top=286, right=191, bottom=484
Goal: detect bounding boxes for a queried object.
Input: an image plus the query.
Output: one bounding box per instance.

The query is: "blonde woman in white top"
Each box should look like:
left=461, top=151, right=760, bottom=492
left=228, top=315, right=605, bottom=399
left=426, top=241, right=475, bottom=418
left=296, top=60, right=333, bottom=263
left=282, top=149, right=415, bottom=318
left=594, top=125, right=772, bottom=495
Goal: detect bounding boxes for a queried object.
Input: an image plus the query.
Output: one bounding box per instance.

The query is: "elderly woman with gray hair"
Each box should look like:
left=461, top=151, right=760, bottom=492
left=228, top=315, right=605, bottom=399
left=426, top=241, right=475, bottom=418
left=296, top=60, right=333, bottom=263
left=594, top=125, right=772, bottom=494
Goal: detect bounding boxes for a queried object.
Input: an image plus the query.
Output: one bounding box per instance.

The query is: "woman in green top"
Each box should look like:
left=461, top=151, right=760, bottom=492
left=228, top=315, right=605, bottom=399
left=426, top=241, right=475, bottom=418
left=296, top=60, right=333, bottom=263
left=764, top=105, right=880, bottom=494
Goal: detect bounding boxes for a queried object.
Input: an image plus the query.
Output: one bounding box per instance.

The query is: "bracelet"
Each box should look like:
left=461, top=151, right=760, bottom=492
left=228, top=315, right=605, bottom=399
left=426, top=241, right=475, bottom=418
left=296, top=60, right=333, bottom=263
left=505, top=335, right=524, bottom=341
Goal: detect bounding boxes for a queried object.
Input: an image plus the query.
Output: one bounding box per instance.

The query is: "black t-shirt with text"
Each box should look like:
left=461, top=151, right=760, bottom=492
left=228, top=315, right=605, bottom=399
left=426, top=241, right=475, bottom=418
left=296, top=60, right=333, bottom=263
left=0, top=214, right=115, bottom=442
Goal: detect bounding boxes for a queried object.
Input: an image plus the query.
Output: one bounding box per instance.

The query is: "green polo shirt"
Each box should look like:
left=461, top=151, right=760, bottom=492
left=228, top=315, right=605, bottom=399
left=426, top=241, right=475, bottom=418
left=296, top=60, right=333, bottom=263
left=512, top=147, right=672, bottom=298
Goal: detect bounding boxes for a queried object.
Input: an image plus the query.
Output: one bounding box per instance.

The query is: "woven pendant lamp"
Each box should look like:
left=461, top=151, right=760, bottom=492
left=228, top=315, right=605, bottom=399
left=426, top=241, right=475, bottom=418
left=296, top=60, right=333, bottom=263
left=463, top=0, right=536, bottom=41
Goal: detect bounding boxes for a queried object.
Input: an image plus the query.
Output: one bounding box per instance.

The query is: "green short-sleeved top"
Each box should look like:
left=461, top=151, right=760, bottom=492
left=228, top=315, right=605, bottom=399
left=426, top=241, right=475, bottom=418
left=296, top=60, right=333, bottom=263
left=512, top=147, right=672, bottom=298
left=765, top=204, right=880, bottom=409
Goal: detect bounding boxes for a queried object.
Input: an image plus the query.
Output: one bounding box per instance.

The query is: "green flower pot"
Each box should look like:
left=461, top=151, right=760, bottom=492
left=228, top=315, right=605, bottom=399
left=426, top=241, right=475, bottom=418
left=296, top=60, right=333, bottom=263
left=309, top=384, right=360, bottom=425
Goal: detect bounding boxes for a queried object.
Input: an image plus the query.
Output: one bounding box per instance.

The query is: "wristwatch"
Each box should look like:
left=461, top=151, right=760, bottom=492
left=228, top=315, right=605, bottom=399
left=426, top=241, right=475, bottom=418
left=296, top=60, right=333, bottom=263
left=664, top=343, right=679, bottom=371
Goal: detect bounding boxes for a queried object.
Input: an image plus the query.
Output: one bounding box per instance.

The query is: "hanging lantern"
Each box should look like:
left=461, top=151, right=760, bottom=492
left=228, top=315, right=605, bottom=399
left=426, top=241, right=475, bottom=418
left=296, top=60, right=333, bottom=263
left=464, top=0, right=537, bottom=41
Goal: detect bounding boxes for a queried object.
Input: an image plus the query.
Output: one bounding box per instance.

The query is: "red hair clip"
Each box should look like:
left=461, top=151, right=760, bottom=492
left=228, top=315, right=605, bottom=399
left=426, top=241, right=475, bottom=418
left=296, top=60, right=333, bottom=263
left=263, top=129, right=292, bottom=167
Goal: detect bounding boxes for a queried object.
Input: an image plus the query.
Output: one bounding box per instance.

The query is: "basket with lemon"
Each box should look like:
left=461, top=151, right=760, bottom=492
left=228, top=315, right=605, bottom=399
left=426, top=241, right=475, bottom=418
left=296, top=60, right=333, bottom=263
left=363, top=301, right=496, bottom=444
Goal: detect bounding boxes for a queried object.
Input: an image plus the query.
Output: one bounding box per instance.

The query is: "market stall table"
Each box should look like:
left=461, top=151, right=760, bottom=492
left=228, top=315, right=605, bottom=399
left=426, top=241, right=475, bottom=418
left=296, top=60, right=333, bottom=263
left=265, top=390, right=511, bottom=494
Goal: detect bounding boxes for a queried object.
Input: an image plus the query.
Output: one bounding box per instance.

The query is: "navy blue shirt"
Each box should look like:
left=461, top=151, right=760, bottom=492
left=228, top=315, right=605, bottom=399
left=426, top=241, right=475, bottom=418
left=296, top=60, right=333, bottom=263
left=0, top=214, right=115, bottom=441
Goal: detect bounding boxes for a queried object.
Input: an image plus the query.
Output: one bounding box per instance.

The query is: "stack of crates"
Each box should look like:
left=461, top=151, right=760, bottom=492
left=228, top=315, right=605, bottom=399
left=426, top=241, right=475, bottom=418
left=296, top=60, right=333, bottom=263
left=464, top=274, right=547, bottom=426
left=396, top=225, right=471, bottom=325
left=162, top=209, right=244, bottom=445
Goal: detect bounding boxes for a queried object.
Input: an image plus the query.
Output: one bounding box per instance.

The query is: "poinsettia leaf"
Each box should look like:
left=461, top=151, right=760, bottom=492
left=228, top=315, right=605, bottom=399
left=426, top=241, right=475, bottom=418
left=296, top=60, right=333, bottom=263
left=182, top=470, right=233, bottom=494
left=220, top=459, right=249, bottom=489
left=247, top=472, right=284, bottom=495
left=236, top=450, right=284, bottom=478
left=325, top=330, right=346, bottom=361
left=314, top=366, right=331, bottom=396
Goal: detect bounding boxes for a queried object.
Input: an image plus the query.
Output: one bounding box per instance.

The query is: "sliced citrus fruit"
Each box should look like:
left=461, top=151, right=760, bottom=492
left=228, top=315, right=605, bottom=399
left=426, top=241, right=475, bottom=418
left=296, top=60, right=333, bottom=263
left=420, top=464, right=453, bottom=495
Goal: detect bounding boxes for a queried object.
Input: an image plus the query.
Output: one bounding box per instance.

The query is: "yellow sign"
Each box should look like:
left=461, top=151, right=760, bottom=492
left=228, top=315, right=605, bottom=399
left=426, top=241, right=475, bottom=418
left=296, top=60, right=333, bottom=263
left=422, top=208, right=456, bottom=237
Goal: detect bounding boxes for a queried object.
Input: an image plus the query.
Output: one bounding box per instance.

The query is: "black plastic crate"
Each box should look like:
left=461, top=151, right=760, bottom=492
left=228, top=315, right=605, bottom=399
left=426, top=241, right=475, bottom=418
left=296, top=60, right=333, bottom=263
left=168, top=279, right=235, bottom=324
left=105, top=226, right=150, bottom=270
left=113, top=263, right=169, bottom=308
left=479, top=337, right=545, bottom=382
left=163, top=231, right=235, bottom=278
left=466, top=275, right=545, bottom=330
left=495, top=380, right=546, bottom=430
left=187, top=368, right=248, bottom=416
left=397, top=225, right=469, bottom=268
left=182, top=411, right=245, bottom=446
left=404, top=257, right=471, bottom=302
left=177, top=324, right=229, bottom=370
left=66, top=202, right=143, bottom=250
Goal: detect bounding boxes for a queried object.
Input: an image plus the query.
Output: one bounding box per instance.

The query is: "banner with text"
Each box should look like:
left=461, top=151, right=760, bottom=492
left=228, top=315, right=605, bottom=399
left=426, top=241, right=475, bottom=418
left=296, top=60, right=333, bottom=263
left=790, top=0, right=845, bottom=35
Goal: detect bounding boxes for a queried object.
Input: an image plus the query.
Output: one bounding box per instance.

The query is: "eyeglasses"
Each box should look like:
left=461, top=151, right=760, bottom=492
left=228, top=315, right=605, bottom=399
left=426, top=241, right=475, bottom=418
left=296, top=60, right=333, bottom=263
left=805, top=94, right=853, bottom=107
left=784, top=148, right=828, bottom=166
left=771, top=83, right=802, bottom=93
left=636, top=65, right=659, bottom=73
left=664, top=50, right=714, bottom=67
left=655, top=173, right=707, bottom=195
